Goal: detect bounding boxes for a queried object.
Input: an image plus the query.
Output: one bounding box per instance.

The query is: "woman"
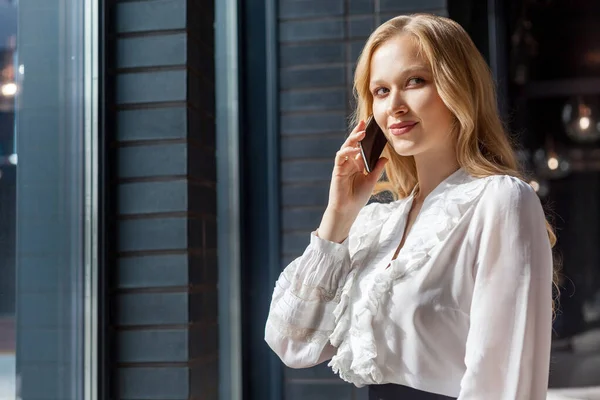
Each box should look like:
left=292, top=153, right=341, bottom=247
left=265, top=13, right=556, bottom=400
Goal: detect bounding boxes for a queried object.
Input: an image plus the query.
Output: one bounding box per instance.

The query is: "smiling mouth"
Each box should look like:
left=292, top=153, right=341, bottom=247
left=389, top=122, right=418, bottom=136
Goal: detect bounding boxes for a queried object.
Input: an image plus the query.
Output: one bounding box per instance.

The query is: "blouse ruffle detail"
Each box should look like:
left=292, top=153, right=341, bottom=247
left=328, top=171, right=490, bottom=387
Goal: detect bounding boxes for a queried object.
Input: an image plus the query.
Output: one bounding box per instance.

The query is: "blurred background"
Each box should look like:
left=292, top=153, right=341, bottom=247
left=1, top=0, right=600, bottom=399
left=0, top=1, right=17, bottom=397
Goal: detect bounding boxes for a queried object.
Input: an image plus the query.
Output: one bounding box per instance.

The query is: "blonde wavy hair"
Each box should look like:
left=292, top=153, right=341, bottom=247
left=352, top=13, right=560, bottom=310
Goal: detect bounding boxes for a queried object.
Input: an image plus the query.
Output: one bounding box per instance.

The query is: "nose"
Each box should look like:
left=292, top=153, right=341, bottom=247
left=386, top=90, right=408, bottom=117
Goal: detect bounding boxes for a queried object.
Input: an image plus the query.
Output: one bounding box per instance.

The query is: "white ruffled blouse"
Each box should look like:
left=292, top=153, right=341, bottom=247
left=265, top=169, right=553, bottom=399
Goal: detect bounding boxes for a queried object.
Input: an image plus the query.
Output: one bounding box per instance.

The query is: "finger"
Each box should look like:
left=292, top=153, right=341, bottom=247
left=342, top=121, right=367, bottom=148
left=350, top=120, right=366, bottom=136
left=367, top=157, right=388, bottom=182
left=335, top=147, right=362, bottom=166
left=352, top=150, right=366, bottom=172
left=341, top=130, right=365, bottom=152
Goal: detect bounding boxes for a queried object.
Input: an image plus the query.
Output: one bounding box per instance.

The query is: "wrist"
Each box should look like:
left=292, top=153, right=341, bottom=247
left=317, top=207, right=356, bottom=243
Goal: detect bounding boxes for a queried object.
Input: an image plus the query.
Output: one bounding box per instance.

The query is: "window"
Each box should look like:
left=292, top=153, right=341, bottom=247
left=0, top=0, right=98, bottom=398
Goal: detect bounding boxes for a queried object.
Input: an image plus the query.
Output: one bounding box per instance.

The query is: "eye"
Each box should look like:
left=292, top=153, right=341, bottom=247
left=373, top=87, right=389, bottom=97
left=407, top=77, right=425, bottom=87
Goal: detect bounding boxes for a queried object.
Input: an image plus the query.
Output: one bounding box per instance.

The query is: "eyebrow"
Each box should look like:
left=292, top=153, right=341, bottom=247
left=369, top=65, right=431, bottom=86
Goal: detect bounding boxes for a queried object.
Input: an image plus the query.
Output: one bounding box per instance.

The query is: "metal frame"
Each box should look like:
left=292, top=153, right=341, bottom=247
left=216, top=0, right=243, bottom=399
left=237, top=0, right=283, bottom=397
left=83, top=0, right=101, bottom=398
left=216, top=0, right=282, bottom=398
left=265, top=0, right=283, bottom=398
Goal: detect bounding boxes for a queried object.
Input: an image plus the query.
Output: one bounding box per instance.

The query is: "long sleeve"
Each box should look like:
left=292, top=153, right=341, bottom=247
left=458, top=177, right=553, bottom=400
left=264, top=231, right=352, bottom=368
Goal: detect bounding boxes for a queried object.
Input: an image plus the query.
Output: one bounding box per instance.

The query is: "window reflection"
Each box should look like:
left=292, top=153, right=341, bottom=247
left=0, top=2, right=16, bottom=398
left=2, top=0, right=90, bottom=397
left=503, top=0, right=600, bottom=391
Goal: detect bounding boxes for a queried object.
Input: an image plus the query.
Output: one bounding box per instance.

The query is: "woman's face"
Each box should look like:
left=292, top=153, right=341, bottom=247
left=369, top=34, right=456, bottom=160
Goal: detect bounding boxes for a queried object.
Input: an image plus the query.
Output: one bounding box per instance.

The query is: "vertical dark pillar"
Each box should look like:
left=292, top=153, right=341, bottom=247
left=239, top=0, right=282, bottom=398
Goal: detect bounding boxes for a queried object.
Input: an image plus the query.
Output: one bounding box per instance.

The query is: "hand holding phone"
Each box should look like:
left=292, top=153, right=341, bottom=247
left=317, top=120, right=389, bottom=243
left=359, top=115, right=388, bottom=173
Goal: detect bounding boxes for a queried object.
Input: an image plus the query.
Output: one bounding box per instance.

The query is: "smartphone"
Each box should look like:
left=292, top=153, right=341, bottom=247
left=359, top=115, right=388, bottom=173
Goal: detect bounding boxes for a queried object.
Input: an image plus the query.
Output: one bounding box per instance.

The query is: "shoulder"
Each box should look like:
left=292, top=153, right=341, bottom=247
left=478, top=174, right=539, bottom=207
left=432, top=170, right=538, bottom=213
left=473, top=174, right=544, bottom=220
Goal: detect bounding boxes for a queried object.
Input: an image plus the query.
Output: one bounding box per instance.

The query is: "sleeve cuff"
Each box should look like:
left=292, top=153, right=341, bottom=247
left=310, top=230, right=350, bottom=261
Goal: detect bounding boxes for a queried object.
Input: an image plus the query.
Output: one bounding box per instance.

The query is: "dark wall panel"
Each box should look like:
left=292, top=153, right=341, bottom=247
left=108, top=0, right=217, bottom=399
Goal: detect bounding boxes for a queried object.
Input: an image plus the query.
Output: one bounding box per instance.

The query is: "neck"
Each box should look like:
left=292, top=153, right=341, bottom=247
left=413, top=149, right=460, bottom=201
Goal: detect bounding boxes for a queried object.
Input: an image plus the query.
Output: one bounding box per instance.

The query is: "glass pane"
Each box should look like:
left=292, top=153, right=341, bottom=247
left=504, top=0, right=600, bottom=391
left=0, top=1, right=18, bottom=397
left=0, top=0, right=89, bottom=398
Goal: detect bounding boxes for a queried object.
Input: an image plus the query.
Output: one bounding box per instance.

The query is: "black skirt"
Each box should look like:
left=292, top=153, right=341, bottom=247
left=368, top=383, right=457, bottom=400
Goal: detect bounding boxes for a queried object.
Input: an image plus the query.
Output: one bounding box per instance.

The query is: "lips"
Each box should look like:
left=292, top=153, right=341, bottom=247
left=389, top=121, right=418, bottom=136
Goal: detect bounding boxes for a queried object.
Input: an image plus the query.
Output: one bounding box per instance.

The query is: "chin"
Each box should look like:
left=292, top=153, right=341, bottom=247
left=389, top=142, right=420, bottom=157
